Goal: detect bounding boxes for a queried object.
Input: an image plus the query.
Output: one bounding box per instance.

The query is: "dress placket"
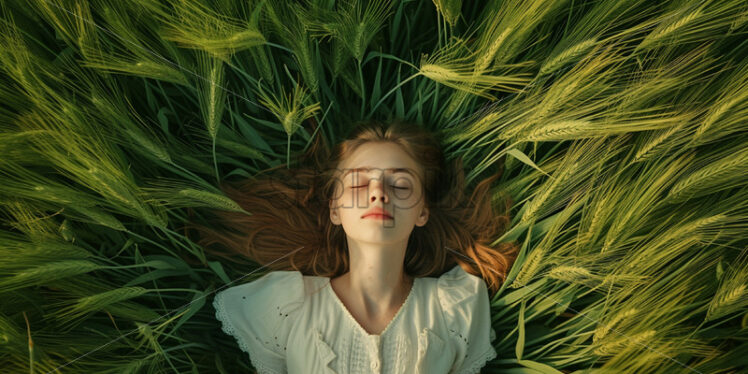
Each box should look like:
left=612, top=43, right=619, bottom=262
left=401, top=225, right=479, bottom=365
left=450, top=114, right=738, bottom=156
left=367, top=334, right=382, bottom=373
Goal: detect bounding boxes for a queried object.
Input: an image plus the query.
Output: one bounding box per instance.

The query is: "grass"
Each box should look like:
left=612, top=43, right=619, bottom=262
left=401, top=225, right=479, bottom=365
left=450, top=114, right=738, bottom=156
left=0, top=0, right=746, bottom=373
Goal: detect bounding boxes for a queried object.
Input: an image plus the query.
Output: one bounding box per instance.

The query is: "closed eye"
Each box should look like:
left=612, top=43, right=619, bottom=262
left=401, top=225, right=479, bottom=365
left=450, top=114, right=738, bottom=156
left=352, top=185, right=409, bottom=189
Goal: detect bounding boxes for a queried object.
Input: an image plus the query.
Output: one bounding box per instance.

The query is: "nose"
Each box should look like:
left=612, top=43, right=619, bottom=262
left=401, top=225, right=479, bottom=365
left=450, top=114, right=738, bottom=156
left=369, top=179, right=388, bottom=204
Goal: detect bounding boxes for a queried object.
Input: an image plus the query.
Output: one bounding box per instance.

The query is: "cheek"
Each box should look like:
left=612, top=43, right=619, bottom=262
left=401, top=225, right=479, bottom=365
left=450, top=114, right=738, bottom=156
left=336, top=189, right=364, bottom=210
left=394, top=187, right=417, bottom=200
left=344, top=188, right=361, bottom=201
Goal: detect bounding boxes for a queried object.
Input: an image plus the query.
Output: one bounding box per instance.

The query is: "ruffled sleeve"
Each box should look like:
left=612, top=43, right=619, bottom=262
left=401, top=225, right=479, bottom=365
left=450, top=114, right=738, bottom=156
left=437, top=265, right=498, bottom=374
left=212, top=270, right=304, bottom=374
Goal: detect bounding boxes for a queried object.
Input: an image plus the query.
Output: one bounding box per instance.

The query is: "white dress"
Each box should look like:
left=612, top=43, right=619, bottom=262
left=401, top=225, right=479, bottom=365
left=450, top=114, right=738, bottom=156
left=212, top=264, right=498, bottom=374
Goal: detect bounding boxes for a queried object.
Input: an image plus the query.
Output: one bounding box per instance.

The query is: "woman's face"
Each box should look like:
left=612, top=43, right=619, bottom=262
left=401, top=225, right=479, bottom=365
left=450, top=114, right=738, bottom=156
left=329, top=142, right=429, bottom=244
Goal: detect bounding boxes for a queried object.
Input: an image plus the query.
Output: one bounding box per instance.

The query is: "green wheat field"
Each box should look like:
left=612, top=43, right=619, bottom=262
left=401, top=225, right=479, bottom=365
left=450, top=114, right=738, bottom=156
left=1, top=0, right=747, bottom=373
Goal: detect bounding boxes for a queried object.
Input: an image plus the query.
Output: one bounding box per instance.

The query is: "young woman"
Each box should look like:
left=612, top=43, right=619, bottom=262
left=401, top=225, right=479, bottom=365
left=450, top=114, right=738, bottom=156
left=190, top=119, right=518, bottom=373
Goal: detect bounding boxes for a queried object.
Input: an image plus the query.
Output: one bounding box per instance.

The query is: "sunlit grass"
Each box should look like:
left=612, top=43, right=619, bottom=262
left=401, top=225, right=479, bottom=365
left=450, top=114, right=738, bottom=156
left=0, top=0, right=746, bottom=373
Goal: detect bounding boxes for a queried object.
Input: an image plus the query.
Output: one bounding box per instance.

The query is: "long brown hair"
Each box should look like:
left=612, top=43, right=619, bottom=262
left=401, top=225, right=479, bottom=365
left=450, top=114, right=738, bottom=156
left=180, top=118, right=518, bottom=295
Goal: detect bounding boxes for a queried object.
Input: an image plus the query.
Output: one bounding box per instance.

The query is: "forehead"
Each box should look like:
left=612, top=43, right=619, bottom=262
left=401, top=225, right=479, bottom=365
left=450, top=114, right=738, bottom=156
left=339, top=142, right=420, bottom=178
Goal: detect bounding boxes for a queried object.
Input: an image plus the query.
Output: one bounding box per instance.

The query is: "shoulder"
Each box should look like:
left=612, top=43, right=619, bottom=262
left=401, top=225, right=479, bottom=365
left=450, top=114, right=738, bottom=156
left=435, top=264, right=495, bottom=340
left=436, top=265, right=498, bottom=374
left=213, top=271, right=307, bottom=336
left=212, top=270, right=306, bottom=371
left=215, top=270, right=306, bottom=314
left=436, top=265, right=489, bottom=313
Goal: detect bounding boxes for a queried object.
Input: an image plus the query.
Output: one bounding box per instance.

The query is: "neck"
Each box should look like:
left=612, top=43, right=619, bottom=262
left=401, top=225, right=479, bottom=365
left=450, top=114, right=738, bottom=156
left=336, top=240, right=413, bottom=317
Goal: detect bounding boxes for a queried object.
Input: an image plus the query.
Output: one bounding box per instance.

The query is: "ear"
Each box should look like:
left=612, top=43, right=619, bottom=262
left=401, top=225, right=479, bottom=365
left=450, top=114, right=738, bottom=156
left=329, top=199, right=340, bottom=225
left=415, top=206, right=429, bottom=227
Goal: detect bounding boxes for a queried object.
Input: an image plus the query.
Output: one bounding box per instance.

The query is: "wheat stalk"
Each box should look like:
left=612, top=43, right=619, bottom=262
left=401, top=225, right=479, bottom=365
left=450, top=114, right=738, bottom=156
left=56, top=287, right=150, bottom=324
left=520, top=162, right=578, bottom=223
left=594, top=329, right=657, bottom=356
left=197, top=53, right=226, bottom=140
left=528, top=81, right=581, bottom=124
left=176, top=30, right=265, bottom=56
left=593, top=308, right=639, bottom=342
left=621, top=231, right=703, bottom=272
left=619, top=216, right=726, bottom=262
left=706, top=284, right=746, bottom=321
left=256, top=81, right=321, bottom=137
left=21, top=241, right=92, bottom=261
left=249, top=45, right=273, bottom=82
left=668, top=147, right=748, bottom=202
left=420, top=64, right=464, bottom=81
left=694, top=95, right=744, bottom=140
left=600, top=273, right=650, bottom=288
left=81, top=58, right=188, bottom=86
left=331, top=39, right=348, bottom=77
left=207, top=63, right=221, bottom=138
left=497, top=121, right=532, bottom=141
left=124, top=128, right=171, bottom=163
left=69, top=205, right=126, bottom=231
left=443, top=90, right=473, bottom=119
left=475, top=27, right=513, bottom=73
left=295, top=38, right=319, bottom=93
left=547, top=265, right=593, bottom=283
left=450, top=111, right=504, bottom=143
left=73, top=1, right=98, bottom=61
left=76, top=287, right=149, bottom=310
left=331, top=0, right=392, bottom=62
left=86, top=167, right=135, bottom=207
left=417, top=43, right=532, bottom=99
left=633, top=124, right=683, bottom=163
left=214, top=138, right=265, bottom=160
left=0, top=260, right=102, bottom=293
left=676, top=215, right=729, bottom=237
left=511, top=247, right=546, bottom=288
left=580, top=194, right=611, bottom=248
left=524, top=120, right=597, bottom=141
left=540, top=39, right=597, bottom=76
left=106, top=302, right=161, bottom=323
left=177, top=189, right=247, bottom=213
left=158, top=0, right=265, bottom=57
left=638, top=9, right=702, bottom=51
left=432, top=0, right=462, bottom=26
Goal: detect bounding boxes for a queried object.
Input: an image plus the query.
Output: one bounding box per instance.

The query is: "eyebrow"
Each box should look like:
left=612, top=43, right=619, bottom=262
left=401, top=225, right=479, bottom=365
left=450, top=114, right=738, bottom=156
left=343, top=167, right=416, bottom=178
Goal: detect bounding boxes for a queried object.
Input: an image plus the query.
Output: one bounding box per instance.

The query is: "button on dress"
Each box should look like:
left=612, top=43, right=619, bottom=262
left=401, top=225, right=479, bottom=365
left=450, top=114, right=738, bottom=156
left=212, top=264, right=498, bottom=374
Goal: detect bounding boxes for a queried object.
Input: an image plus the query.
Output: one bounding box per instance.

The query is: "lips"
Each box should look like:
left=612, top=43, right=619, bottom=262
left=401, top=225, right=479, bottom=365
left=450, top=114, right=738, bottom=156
left=362, top=207, right=393, bottom=219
